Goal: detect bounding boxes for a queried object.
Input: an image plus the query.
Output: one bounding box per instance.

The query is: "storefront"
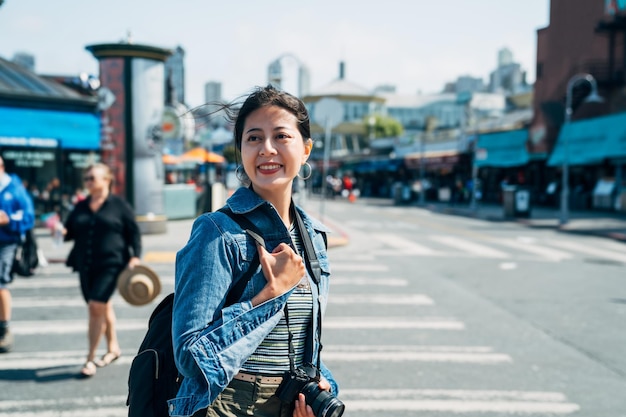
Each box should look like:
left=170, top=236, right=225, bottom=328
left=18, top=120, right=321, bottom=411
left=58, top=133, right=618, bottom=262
left=0, top=57, right=101, bottom=221
left=0, top=108, right=100, bottom=221
left=474, top=128, right=531, bottom=203
left=548, top=112, right=626, bottom=211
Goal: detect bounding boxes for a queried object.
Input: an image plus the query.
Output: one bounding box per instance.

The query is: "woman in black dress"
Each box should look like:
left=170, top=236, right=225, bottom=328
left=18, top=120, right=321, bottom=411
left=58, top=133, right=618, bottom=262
left=64, top=163, right=142, bottom=377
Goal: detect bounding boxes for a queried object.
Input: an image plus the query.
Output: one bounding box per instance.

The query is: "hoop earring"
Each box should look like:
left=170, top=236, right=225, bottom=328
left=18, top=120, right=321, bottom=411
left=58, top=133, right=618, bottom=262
left=235, top=165, right=247, bottom=182
left=297, top=162, right=312, bottom=180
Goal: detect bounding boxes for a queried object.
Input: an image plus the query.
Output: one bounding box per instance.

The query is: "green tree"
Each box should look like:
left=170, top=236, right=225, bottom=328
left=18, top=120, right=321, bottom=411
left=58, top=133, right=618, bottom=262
left=222, top=145, right=238, bottom=164
left=365, top=115, right=404, bottom=139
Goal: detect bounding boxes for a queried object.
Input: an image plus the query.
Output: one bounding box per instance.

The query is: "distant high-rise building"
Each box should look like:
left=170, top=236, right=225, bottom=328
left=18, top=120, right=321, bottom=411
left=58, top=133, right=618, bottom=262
left=498, top=47, right=514, bottom=67
left=489, top=48, right=529, bottom=95
left=201, top=81, right=227, bottom=129
left=204, top=81, right=222, bottom=104
left=164, top=46, right=185, bottom=104
left=267, top=54, right=310, bottom=97
left=455, top=76, right=485, bottom=94
left=12, top=52, right=35, bottom=72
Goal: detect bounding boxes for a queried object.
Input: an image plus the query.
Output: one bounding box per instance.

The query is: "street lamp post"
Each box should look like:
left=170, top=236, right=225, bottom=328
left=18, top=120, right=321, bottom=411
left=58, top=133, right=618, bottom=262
left=560, top=73, right=604, bottom=225
left=420, top=116, right=437, bottom=205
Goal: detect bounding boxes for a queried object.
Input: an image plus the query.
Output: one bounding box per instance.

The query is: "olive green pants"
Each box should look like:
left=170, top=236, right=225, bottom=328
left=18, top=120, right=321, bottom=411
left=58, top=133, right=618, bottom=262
left=194, top=377, right=292, bottom=417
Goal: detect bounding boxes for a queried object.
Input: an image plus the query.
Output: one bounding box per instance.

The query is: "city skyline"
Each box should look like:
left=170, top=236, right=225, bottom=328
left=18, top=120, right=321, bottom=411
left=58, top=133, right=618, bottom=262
left=0, top=0, right=549, bottom=107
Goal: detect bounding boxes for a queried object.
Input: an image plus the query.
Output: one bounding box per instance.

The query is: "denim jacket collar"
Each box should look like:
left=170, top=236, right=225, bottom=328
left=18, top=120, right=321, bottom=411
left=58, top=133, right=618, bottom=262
left=226, top=186, right=331, bottom=235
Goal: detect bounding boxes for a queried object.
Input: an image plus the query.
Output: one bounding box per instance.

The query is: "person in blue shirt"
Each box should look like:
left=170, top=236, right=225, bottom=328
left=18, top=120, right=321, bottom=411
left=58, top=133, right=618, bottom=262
left=0, top=155, right=35, bottom=353
left=169, top=86, right=339, bottom=417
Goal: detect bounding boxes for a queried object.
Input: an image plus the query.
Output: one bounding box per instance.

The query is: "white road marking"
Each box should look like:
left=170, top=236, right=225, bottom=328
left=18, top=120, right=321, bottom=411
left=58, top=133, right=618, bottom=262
left=494, top=238, right=573, bottom=262
left=0, top=395, right=127, bottom=417
left=331, top=277, right=409, bottom=286
left=0, top=351, right=133, bottom=370
left=341, top=389, right=580, bottom=414
left=0, top=345, right=511, bottom=369
left=331, top=263, right=389, bottom=271
left=11, top=277, right=78, bottom=288
left=9, top=319, right=148, bottom=335
left=10, top=315, right=462, bottom=334
left=324, top=317, right=465, bottom=330
left=329, top=294, right=434, bottom=305
left=374, top=233, right=438, bottom=255
left=546, top=239, right=626, bottom=263
left=11, top=296, right=167, bottom=309
left=430, top=235, right=510, bottom=258
left=0, top=389, right=580, bottom=416
left=324, top=345, right=511, bottom=363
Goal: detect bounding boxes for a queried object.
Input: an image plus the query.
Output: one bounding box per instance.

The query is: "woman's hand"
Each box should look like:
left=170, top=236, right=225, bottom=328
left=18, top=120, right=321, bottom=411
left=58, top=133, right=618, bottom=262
left=127, top=256, right=141, bottom=269
left=251, top=242, right=305, bottom=306
left=0, top=210, right=9, bottom=226
left=292, top=378, right=332, bottom=417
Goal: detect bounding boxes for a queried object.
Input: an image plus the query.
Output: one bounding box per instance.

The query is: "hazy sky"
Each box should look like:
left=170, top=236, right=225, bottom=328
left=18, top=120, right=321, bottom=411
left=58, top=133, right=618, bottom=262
left=0, top=0, right=549, bottom=107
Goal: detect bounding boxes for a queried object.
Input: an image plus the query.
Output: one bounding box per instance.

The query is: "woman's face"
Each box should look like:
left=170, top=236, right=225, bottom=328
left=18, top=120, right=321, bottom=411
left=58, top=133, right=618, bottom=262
left=83, top=167, right=109, bottom=193
left=240, top=105, right=311, bottom=201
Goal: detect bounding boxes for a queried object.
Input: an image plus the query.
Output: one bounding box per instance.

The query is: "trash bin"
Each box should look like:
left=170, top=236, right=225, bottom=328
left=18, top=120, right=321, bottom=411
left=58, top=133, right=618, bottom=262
left=502, top=185, right=531, bottom=218
left=393, top=182, right=411, bottom=205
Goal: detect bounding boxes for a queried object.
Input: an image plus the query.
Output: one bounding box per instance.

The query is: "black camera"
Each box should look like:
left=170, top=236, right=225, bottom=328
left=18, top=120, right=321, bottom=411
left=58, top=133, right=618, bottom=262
left=275, top=364, right=345, bottom=417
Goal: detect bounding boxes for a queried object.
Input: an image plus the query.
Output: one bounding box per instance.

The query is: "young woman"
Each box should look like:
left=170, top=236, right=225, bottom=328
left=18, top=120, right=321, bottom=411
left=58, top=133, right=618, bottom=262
left=170, top=86, right=340, bottom=417
left=64, top=163, right=142, bottom=377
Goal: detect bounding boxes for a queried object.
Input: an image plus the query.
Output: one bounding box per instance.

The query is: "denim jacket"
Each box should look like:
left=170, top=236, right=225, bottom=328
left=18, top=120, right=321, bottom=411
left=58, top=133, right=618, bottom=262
left=168, top=187, right=338, bottom=417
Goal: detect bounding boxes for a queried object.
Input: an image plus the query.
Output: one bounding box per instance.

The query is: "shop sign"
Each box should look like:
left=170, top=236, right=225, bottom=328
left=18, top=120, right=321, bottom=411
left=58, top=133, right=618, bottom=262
left=3, top=150, right=56, bottom=167
left=68, top=152, right=101, bottom=169
left=0, top=136, right=58, bottom=148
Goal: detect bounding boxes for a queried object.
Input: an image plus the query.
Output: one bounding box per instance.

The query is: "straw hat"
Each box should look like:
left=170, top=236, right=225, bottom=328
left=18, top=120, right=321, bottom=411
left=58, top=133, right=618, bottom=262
left=117, top=265, right=161, bottom=306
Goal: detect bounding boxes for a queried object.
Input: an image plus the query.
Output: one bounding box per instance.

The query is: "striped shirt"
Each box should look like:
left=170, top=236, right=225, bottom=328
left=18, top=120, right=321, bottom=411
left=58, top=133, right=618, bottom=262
left=241, top=223, right=313, bottom=374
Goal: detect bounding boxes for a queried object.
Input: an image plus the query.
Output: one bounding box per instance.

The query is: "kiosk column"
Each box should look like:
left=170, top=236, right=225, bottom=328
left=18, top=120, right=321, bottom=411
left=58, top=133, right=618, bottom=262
left=86, top=42, right=171, bottom=234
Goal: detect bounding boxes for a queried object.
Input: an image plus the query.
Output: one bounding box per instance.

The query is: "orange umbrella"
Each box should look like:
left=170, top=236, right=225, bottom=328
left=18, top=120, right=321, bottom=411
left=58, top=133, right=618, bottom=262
left=180, top=147, right=225, bottom=163
left=162, top=154, right=181, bottom=165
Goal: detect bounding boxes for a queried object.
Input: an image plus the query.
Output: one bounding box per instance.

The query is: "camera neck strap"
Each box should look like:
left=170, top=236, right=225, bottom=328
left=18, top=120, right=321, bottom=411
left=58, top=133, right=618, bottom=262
left=284, top=205, right=324, bottom=376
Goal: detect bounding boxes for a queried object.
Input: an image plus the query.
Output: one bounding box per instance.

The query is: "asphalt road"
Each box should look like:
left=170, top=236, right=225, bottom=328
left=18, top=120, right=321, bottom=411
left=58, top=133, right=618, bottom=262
left=1, top=198, right=625, bottom=417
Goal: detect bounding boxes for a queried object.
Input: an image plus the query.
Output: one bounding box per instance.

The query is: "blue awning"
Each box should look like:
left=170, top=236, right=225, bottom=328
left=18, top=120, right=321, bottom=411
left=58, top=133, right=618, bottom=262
left=475, top=129, right=529, bottom=168
left=0, top=106, right=100, bottom=150
left=548, top=112, right=626, bottom=166
left=353, top=158, right=404, bottom=173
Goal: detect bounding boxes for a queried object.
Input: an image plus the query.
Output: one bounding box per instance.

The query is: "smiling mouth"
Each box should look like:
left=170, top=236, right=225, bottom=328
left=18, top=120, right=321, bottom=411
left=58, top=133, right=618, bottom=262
left=258, top=164, right=282, bottom=171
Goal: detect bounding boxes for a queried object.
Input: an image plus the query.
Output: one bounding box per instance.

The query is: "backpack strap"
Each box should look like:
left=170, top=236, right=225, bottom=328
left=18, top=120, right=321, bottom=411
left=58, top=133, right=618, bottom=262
left=217, top=207, right=262, bottom=307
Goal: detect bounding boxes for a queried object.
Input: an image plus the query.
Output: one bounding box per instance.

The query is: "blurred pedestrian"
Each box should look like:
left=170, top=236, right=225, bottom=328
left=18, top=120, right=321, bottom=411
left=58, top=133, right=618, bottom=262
left=170, top=85, right=340, bottom=417
left=63, top=163, right=142, bottom=377
left=0, top=155, right=35, bottom=353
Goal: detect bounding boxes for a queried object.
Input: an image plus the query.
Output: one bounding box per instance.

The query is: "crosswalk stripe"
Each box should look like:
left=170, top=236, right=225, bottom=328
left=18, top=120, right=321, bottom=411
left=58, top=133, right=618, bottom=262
left=11, top=295, right=170, bottom=309
left=493, top=238, right=573, bottom=262
left=374, top=233, right=438, bottom=255
left=324, top=317, right=465, bottom=329
left=330, top=294, right=434, bottom=305
left=10, top=277, right=78, bottom=288
left=546, top=239, right=626, bottom=263
left=0, top=396, right=127, bottom=417
left=331, top=277, right=408, bottom=286
left=340, top=389, right=580, bottom=414
left=10, top=319, right=148, bottom=334
left=323, top=345, right=511, bottom=363
left=9, top=316, right=463, bottom=334
left=0, top=346, right=511, bottom=368
left=0, top=355, right=133, bottom=370
left=430, top=235, right=510, bottom=258
left=331, top=263, right=388, bottom=271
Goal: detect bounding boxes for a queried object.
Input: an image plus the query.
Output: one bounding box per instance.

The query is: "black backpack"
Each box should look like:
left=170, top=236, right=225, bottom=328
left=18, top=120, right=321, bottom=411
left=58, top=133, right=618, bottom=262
left=12, top=229, right=39, bottom=278
left=126, top=209, right=262, bottom=417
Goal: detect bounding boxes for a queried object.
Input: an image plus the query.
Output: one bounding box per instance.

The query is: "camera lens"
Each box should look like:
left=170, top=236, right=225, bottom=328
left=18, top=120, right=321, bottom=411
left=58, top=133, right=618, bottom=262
left=301, top=382, right=345, bottom=417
